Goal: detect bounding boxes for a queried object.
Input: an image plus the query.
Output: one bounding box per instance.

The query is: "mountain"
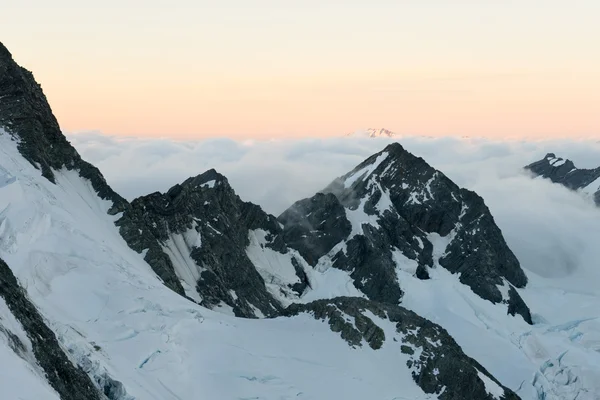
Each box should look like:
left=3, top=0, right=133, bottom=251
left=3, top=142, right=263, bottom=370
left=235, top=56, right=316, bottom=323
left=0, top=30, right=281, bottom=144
left=280, top=143, right=531, bottom=323
left=346, top=128, right=399, bottom=138
left=525, top=153, right=600, bottom=205
left=2, top=41, right=600, bottom=399
left=116, top=168, right=309, bottom=318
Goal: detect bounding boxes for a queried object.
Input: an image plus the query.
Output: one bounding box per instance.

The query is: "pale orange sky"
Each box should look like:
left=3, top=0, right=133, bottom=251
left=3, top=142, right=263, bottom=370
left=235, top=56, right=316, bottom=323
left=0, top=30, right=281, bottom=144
left=2, top=1, right=599, bottom=139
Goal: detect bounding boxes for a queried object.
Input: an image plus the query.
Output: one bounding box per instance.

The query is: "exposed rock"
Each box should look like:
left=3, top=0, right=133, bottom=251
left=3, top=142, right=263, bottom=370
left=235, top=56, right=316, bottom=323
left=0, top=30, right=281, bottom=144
left=0, top=42, right=127, bottom=214
left=0, top=258, right=104, bottom=400
left=284, top=297, right=520, bottom=400
left=280, top=142, right=532, bottom=323
left=279, top=192, right=351, bottom=266
left=117, top=169, right=308, bottom=318
left=525, top=153, right=600, bottom=205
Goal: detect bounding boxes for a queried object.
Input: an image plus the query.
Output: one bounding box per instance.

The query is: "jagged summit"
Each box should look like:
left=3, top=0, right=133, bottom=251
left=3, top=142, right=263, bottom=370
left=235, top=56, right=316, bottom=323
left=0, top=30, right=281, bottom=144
left=525, top=153, right=600, bottom=205
left=181, top=168, right=227, bottom=188
left=280, top=143, right=532, bottom=323
left=117, top=166, right=301, bottom=318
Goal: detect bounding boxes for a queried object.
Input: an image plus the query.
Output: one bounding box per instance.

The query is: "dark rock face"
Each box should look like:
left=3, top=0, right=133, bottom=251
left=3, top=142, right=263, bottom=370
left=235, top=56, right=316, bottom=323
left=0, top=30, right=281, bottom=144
left=284, top=297, right=520, bottom=400
left=117, top=169, right=308, bottom=318
left=279, top=193, right=352, bottom=266
left=280, top=143, right=532, bottom=324
left=0, top=258, right=104, bottom=400
left=525, top=153, right=600, bottom=205
left=0, top=42, right=127, bottom=214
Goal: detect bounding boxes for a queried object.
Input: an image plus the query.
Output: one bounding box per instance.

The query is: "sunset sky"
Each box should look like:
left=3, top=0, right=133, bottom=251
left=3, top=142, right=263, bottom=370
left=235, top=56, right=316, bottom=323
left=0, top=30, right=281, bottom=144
left=3, top=1, right=599, bottom=139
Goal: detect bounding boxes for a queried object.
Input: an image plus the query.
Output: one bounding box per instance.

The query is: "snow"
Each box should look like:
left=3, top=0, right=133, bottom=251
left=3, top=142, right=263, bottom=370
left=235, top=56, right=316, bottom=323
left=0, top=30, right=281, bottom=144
left=394, top=249, right=600, bottom=400
left=343, top=151, right=389, bottom=188
left=0, top=338, right=60, bottom=400
left=392, top=247, right=419, bottom=276
left=406, top=191, right=422, bottom=205
left=300, top=266, right=365, bottom=303
left=160, top=223, right=203, bottom=303
left=424, top=172, right=438, bottom=201
left=415, top=236, right=424, bottom=249
left=581, top=175, right=600, bottom=195
left=345, top=197, right=381, bottom=238
left=373, top=181, right=395, bottom=214
left=497, top=279, right=511, bottom=302
left=0, top=133, right=428, bottom=399
left=298, top=242, right=366, bottom=302
left=0, top=296, right=61, bottom=400
left=246, top=229, right=304, bottom=306
left=403, top=173, right=439, bottom=205
left=201, top=179, right=216, bottom=188
left=426, top=232, right=452, bottom=267
left=477, top=370, right=505, bottom=400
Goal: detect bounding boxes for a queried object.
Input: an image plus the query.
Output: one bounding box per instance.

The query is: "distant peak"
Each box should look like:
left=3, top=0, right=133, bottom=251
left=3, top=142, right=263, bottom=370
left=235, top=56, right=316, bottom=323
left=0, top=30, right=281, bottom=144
left=346, top=128, right=399, bottom=138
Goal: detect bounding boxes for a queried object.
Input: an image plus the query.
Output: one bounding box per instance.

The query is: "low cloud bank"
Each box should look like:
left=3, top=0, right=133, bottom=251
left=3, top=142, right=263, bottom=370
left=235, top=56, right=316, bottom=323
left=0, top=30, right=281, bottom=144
left=68, top=131, right=600, bottom=288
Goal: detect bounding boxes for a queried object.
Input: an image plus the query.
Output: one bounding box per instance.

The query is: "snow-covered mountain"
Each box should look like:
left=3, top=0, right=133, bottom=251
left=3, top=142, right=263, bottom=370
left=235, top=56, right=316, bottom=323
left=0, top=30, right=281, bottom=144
left=525, top=153, right=600, bottom=205
left=346, top=128, right=399, bottom=138
left=280, top=143, right=531, bottom=323
left=1, top=41, right=600, bottom=400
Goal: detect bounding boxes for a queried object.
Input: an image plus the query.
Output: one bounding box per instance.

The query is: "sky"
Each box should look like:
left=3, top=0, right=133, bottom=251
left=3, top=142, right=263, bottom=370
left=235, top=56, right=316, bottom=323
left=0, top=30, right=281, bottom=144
left=3, top=1, right=600, bottom=139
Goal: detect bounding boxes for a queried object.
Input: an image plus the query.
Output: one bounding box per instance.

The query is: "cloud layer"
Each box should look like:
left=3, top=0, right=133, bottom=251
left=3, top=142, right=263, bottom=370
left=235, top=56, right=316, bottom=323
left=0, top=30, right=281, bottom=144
left=67, top=131, right=600, bottom=292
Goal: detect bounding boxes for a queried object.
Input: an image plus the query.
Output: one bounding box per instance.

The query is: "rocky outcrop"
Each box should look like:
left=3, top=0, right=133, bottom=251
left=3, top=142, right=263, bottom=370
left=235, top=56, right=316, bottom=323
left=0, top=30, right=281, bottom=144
left=279, top=193, right=352, bottom=266
left=280, top=143, right=532, bottom=323
left=525, top=153, right=600, bottom=205
left=0, top=42, right=127, bottom=214
left=117, top=169, right=309, bottom=318
left=284, top=297, right=520, bottom=400
left=0, top=258, right=104, bottom=400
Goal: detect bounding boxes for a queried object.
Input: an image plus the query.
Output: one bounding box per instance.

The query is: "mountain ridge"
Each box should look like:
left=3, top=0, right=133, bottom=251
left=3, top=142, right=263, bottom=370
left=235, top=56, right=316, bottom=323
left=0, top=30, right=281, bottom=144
left=525, top=153, right=600, bottom=205
left=280, top=142, right=532, bottom=323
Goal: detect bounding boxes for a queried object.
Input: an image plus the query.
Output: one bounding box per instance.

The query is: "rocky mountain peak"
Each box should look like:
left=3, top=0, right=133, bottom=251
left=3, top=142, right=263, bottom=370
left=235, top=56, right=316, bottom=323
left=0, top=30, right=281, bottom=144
left=180, top=168, right=228, bottom=189
left=280, top=144, right=532, bottom=323
left=525, top=153, right=600, bottom=205
left=117, top=167, right=306, bottom=318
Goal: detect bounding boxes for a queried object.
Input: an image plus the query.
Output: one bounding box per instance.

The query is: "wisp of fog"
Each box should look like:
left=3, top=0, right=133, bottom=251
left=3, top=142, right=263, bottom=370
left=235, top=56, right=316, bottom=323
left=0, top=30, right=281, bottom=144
left=68, top=132, right=600, bottom=298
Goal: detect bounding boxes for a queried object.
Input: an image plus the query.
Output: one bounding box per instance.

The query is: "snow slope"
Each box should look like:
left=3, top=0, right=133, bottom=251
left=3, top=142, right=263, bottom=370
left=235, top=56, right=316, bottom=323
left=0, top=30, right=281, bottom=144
left=0, top=132, right=431, bottom=399
left=0, top=296, right=61, bottom=400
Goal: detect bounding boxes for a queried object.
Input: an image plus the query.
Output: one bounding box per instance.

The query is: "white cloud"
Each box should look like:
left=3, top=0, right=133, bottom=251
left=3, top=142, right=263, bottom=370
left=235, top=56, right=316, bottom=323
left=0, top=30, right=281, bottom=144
left=67, top=131, right=600, bottom=290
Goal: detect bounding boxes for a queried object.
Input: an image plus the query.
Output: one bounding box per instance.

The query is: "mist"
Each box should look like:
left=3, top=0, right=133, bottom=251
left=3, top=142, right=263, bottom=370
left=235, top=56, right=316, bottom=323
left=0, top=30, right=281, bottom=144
left=68, top=131, right=600, bottom=292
